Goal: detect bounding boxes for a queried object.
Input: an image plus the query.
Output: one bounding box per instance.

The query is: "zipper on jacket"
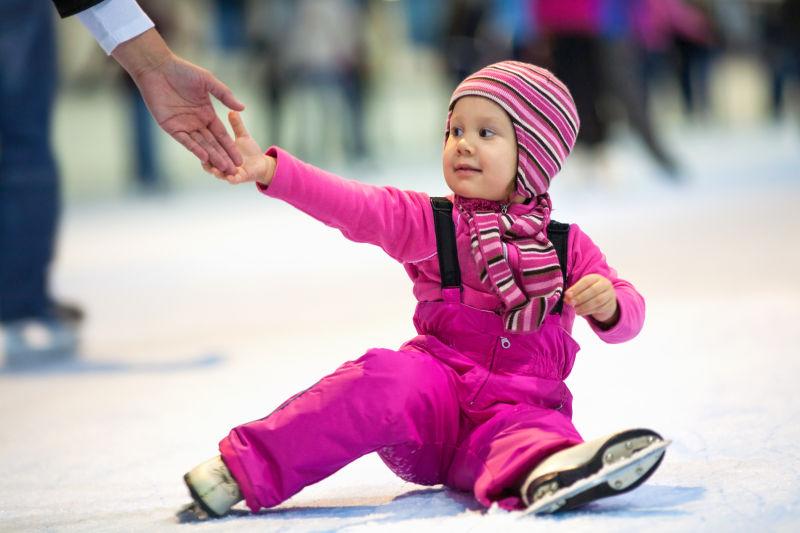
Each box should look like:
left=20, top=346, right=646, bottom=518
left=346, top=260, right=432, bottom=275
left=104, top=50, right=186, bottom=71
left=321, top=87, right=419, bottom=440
left=468, top=339, right=501, bottom=406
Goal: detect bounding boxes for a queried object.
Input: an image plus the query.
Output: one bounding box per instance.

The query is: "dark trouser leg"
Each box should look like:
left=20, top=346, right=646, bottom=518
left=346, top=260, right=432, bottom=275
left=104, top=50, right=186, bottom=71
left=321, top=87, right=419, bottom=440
left=0, top=0, right=60, bottom=322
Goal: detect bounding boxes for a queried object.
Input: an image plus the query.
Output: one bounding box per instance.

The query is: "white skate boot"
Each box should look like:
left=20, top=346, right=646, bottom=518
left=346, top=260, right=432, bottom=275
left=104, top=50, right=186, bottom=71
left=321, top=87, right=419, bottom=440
left=182, top=455, right=243, bottom=519
left=521, top=428, right=670, bottom=515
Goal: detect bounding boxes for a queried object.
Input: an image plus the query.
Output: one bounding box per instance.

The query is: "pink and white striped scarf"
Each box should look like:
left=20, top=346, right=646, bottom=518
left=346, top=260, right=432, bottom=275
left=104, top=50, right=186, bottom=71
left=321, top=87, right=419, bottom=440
left=446, top=61, right=580, bottom=332
left=456, top=195, right=563, bottom=332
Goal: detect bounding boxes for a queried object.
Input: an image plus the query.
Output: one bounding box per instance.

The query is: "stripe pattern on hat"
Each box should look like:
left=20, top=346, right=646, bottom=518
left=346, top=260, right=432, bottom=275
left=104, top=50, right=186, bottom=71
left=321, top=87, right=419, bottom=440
left=447, top=61, right=580, bottom=200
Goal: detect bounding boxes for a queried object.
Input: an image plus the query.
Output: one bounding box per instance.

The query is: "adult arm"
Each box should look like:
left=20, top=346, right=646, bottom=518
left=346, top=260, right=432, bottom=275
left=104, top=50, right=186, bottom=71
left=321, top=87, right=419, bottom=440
left=53, top=0, right=244, bottom=173
left=111, top=29, right=244, bottom=173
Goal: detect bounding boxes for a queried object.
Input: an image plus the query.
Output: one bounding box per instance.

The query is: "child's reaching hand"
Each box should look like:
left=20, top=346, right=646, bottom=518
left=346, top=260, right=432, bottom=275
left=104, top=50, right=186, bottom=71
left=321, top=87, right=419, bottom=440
left=202, top=111, right=276, bottom=186
left=563, top=274, right=620, bottom=328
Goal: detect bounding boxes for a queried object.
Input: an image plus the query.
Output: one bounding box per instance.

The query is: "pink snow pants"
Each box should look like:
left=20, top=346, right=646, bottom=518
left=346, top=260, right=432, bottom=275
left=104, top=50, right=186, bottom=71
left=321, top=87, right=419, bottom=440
left=219, top=288, right=583, bottom=511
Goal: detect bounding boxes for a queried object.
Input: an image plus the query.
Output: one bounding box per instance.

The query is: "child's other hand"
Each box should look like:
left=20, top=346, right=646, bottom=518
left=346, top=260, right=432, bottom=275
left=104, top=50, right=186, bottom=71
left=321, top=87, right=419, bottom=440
left=201, top=111, right=275, bottom=186
left=564, top=274, right=619, bottom=328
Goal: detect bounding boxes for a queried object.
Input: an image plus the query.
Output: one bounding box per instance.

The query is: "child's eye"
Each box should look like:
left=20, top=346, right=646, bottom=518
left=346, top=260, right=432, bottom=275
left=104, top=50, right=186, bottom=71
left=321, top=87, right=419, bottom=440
left=479, top=128, right=495, bottom=138
left=451, top=127, right=463, bottom=137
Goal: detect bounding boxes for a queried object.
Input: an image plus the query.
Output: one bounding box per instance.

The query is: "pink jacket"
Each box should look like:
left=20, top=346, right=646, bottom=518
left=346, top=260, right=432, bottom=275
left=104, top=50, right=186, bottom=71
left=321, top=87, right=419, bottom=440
left=260, top=147, right=645, bottom=343
left=535, top=0, right=603, bottom=36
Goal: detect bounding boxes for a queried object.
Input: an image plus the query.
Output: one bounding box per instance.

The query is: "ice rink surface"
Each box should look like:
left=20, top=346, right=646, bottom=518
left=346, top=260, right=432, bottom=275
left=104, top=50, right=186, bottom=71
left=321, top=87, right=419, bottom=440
left=2, top=123, right=800, bottom=532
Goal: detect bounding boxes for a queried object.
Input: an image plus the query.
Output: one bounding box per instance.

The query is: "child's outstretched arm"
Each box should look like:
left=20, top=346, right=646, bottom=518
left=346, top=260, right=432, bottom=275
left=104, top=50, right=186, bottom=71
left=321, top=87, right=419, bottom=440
left=202, top=112, right=435, bottom=264
left=201, top=112, right=276, bottom=186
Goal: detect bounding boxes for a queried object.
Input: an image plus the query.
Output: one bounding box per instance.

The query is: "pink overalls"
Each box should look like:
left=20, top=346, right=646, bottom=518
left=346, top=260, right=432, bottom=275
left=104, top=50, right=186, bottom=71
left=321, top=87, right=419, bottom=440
left=220, top=286, right=583, bottom=512
left=218, top=148, right=644, bottom=512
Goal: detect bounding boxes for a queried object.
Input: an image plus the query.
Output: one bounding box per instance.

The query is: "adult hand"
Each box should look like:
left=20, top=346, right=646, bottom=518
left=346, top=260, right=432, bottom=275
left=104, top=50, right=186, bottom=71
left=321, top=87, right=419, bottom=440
left=112, top=29, right=245, bottom=174
left=564, top=274, right=619, bottom=328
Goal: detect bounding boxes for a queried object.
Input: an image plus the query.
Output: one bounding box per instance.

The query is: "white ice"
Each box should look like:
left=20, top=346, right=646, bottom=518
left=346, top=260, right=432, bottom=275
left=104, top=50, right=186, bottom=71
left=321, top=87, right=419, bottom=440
left=2, top=122, right=800, bottom=532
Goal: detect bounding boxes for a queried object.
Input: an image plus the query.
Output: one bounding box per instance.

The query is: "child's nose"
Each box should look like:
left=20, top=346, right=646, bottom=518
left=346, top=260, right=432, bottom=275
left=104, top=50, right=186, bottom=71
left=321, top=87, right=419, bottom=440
left=457, top=137, right=474, bottom=154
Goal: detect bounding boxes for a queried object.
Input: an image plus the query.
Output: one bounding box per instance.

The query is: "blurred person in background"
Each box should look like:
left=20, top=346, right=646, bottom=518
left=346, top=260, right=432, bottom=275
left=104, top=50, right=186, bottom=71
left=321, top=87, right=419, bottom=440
left=0, top=0, right=81, bottom=365
left=758, top=0, right=800, bottom=122
left=444, top=0, right=496, bottom=86
left=442, top=0, right=538, bottom=90
left=670, top=0, right=718, bottom=117
left=247, top=0, right=292, bottom=147
left=403, top=0, right=449, bottom=52
left=492, top=0, right=540, bottom=61
left=213, top=0, right=248, bottom=52
left=274, top=0, right=370, bottom=164
left=633, top=0, right=716, bottom=119
left=530, top=0, right=713, bottom=180
left=1, top=0, right=244, bottom=366
left=532, top=0, right=609, bottom=171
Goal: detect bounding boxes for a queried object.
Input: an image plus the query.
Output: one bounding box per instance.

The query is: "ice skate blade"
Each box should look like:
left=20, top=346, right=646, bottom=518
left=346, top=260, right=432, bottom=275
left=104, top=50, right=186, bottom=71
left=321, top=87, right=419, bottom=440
left=523, top=439, right=671, bottom=516
left=175, top=501, right=210, bottom=523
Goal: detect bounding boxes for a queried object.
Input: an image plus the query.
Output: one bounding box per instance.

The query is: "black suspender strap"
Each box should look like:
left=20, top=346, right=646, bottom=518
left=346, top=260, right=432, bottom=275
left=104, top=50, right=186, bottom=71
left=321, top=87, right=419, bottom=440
left=547, top=220, right=570, bottom=315
left=429, top=197, right=570, bottom=314
left=430, top=197, right=462, bottom=289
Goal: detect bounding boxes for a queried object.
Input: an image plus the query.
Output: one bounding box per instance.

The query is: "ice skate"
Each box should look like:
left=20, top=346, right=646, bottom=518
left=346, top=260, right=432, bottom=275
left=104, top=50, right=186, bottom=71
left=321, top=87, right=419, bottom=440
left=175, top=501, right=211, bottom=523
left=521, top=428, right=669, bottom=515
left=182, top=455, right=242, bottom=518
left=2, top=317, right=79, bottom=368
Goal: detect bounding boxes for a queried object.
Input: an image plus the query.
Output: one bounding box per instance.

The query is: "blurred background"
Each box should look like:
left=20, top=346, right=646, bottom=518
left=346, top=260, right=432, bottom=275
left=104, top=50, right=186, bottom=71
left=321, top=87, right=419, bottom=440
left=52, top=0, right=799, bottom=198
left=2, top=1, right=800, bottom=530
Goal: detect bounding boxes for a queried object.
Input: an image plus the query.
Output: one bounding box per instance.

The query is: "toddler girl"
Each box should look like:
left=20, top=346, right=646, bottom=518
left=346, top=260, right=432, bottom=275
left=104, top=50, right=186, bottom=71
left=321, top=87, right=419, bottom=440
left=183, top=61, right=668, bottom=519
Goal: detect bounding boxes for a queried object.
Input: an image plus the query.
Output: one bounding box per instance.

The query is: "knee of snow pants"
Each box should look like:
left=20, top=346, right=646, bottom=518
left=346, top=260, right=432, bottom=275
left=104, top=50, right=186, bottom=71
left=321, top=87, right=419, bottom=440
left=220, top=347, right=461, bottom=511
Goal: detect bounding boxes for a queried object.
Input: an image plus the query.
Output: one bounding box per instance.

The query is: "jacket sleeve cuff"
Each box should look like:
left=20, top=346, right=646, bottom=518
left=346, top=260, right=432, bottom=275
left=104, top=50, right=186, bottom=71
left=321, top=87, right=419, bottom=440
left=587, top=290, right=644, bottom=344
left=255, top=146, right=294, bottom=198
left=76, top=0, right=154, bottom=54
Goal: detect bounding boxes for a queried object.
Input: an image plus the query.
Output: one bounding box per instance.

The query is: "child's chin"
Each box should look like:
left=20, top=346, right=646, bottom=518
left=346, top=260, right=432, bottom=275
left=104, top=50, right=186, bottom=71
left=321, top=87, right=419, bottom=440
left=450, top=185, right=479, bottom=198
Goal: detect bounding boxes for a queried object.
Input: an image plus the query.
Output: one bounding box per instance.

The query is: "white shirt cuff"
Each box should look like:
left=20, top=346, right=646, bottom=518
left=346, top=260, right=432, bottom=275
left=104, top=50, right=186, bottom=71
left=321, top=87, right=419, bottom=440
left=77, top=0, right=155, bottom=55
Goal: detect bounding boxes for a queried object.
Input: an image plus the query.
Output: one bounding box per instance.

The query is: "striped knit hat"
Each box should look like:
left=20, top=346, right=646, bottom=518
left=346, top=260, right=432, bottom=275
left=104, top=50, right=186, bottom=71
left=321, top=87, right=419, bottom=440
left=447, top=61, right=580, bottom=199
left=447, top=62, right=580, bottom=332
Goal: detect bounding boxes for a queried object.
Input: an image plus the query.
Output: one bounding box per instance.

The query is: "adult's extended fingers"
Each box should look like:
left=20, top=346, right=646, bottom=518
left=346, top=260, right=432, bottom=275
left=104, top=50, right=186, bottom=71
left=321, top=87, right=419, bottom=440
left=174, top=131, right=209, bottom=163
left=189, top=130, right=214, bottom=164
left=209, top=115, right=243, bottom=167
left=201, top=162, right=223, bottom=178
left=207, top=74, right=245, bottom=111
left=200, top=128, right=228, bottom=170
left=191, top=130, right=232, bottom=174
